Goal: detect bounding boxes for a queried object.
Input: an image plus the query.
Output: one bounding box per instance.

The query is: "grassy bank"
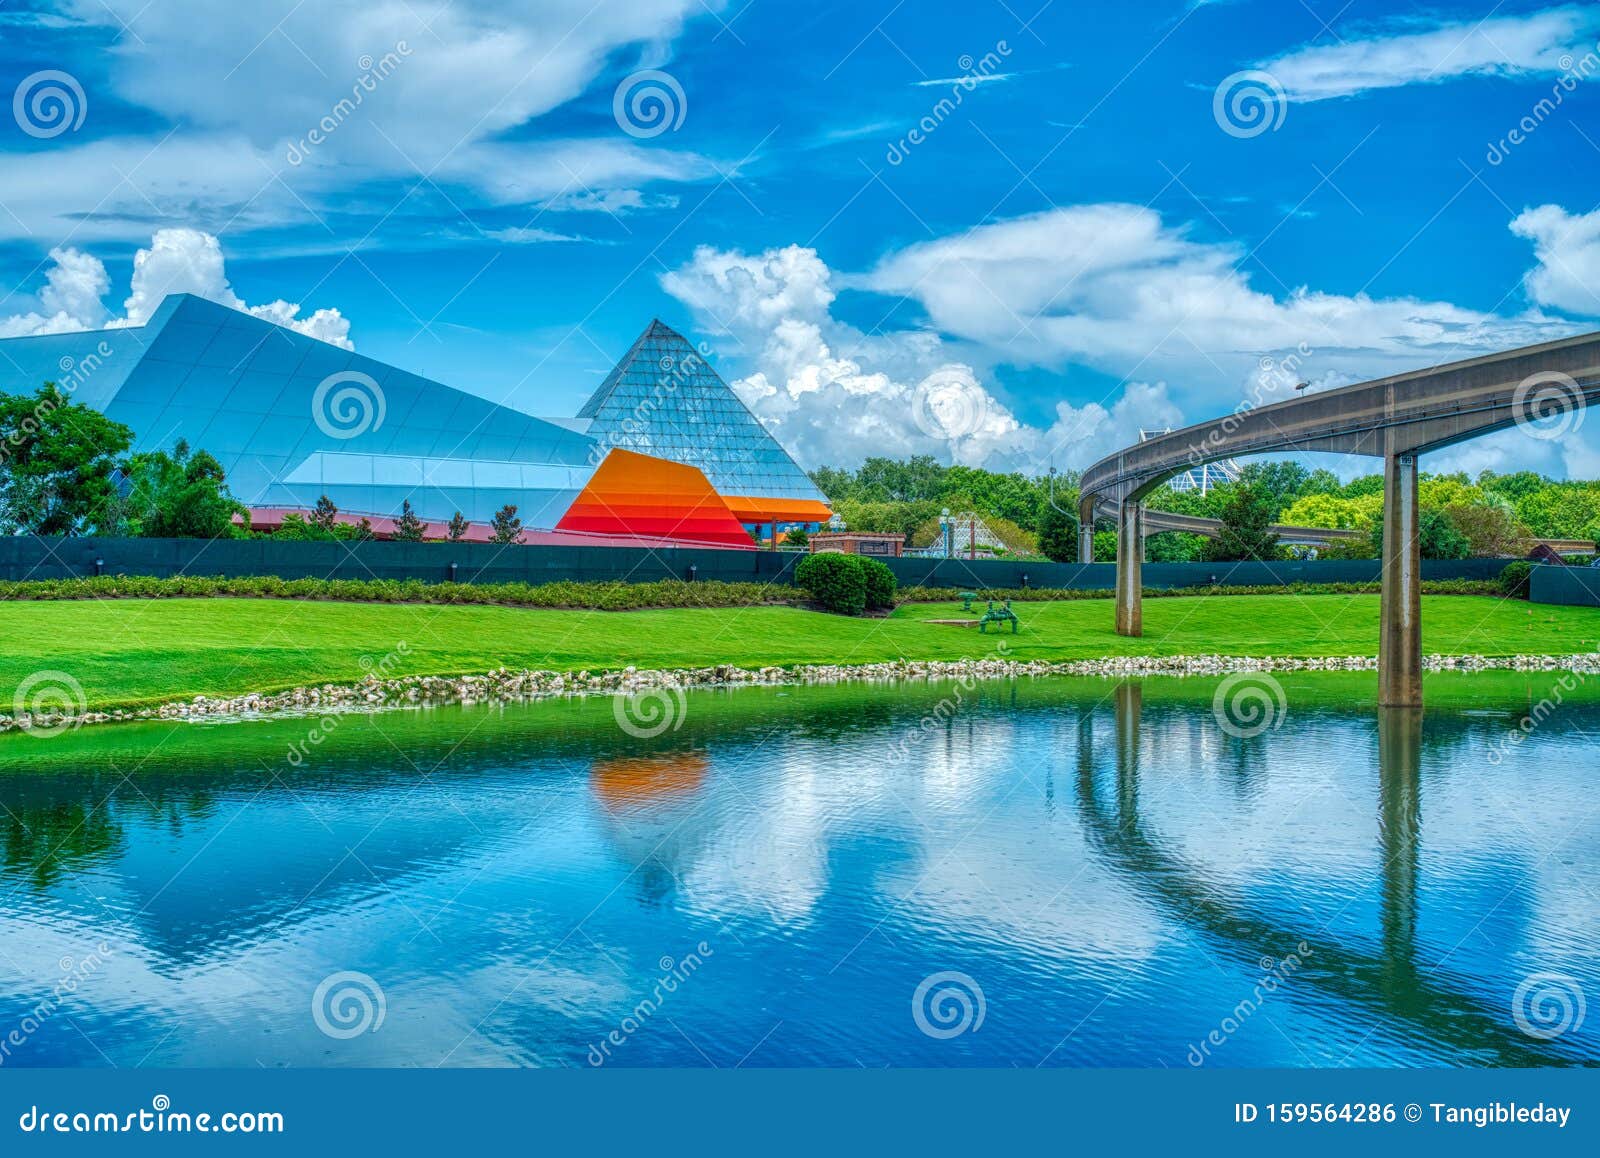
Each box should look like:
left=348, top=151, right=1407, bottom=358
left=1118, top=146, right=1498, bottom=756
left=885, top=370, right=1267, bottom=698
left=1, top=593, right=1597, bottom=713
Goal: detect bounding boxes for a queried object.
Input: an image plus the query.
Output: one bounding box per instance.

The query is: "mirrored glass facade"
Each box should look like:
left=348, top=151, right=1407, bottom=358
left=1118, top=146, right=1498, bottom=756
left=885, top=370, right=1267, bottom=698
left=579, top=321, right=829, bottom=520
left=0, top=296, right=831, bottom=537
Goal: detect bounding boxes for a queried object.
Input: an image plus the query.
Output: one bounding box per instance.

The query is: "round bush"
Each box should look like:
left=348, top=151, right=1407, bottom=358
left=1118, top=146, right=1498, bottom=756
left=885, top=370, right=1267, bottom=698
left=859, top=557, right=897, bottom=610
left=1498, top=560, right=1533, bottom=599
left=794, top=552, right=867, bottom=615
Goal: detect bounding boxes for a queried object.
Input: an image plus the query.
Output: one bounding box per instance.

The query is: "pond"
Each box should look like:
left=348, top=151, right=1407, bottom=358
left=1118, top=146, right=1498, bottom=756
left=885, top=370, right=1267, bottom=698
left=0, top=672, right=1595, bottom=1067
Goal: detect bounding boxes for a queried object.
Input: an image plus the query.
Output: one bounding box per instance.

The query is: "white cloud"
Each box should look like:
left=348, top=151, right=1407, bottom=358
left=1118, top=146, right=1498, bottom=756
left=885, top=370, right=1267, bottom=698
left=1510, top=203, right=1600, bottom=318
left=661, top=241, right=1175, bottom=471
left=912, top=73, right=1014, bottom=87
left=0, top=246, right=111, bottom=338
left=2, top=229, right=352, bottom=348
left=862, top=205, right=1573, bottom=388
left=663, top=203, right=1593, bottom=474
left=1262, top=7, right=1597, bottom=101
left=0, top=1, right=721, bottom=245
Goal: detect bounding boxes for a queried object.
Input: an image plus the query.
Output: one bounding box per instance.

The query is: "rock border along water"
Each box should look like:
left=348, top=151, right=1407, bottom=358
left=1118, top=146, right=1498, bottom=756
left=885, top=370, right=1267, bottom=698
left=3, top=651, right=1599, bottom=735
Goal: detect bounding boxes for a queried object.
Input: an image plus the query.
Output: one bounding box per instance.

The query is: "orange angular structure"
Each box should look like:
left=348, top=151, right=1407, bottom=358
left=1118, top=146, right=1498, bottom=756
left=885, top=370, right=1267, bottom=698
left=556, top=448, right=757, bottom=548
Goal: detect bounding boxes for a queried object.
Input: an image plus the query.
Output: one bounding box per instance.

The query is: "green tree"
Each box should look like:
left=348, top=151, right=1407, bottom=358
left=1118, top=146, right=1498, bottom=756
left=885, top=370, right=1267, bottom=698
left=311, top=495, right=339, bottom=533
left=447, top=511, right=469, bottom=542
left=1203, top=480, right=1282, bottom=562
left=1238, top=461, right=1310, bottom=516
left=110, top=440, right=246, bottom=538
left=783, top=525, right=809, bottom=549
left=1369, top=509, right=1472, bottom=559
left=1035, top=500, right=1077, bottom=562
left=490, top=504, right=523, bottom=544
left=1478, top=469, right=1548, bottom=504
left=393, top=499, right=426, bottom=542
left=1145, top=531, right=1207, bottom=562
left=0, top=383, right=132, bottom=535
left=854, top=455, right=947, bottom=502
left=808, top=466, right=857, bottom=502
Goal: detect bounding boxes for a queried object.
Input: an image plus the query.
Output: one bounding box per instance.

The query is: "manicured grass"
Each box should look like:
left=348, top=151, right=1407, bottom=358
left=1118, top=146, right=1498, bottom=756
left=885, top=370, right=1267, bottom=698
left=1, top=593, right=1597, bottom=712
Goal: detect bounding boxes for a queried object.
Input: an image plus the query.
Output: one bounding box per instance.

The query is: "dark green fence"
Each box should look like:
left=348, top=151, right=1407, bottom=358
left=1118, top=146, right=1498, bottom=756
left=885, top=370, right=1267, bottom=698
left=1530, top=564, right=1600, bottom=607
left=0, top=536, right=798, bottom=585
left=0, top=536, right=1515, bottom=591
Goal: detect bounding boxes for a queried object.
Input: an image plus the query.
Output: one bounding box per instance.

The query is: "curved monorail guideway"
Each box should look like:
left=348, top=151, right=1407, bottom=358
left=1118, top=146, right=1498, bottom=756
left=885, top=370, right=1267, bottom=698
left=1077, top=332, right=1600, bottom=705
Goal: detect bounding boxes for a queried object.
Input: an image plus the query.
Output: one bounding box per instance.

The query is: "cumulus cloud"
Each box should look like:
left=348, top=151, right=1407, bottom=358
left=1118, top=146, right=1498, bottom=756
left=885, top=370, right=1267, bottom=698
left=661, top=241, right=1177, bottom=471
left=862, top=205, right=1570, bottom=387
left=1511, top=204, right=1600, bottom=318
left=1261, top=7, right=1597, bottom=101
left=663, top=202, right=1593, bottom=474
left=0, top=246, right=110, bottom=338
left=2, top=229, right=352, bottom=348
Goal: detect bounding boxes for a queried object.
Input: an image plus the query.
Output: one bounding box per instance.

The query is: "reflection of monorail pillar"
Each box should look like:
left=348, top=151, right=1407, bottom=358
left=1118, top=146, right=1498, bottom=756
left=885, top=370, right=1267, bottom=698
left=1114, top=681, right=1141, bottom=820
left=1377, top=707, right=1422, bottom=976
left=1379, top=452, right=1422, bottom=706
left=1116, top=500, right=1144, bottom=636
left=1078, top=496, right=1097, bottom=564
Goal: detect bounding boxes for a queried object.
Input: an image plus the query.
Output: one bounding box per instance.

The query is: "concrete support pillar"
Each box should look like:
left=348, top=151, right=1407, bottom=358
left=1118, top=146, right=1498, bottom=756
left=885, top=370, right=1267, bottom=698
left=1115, top=500, right=1143, bottom=637
left=1379, top=452, right=1422, bottom=707
left=1077, top=496, right=1096, bottom=564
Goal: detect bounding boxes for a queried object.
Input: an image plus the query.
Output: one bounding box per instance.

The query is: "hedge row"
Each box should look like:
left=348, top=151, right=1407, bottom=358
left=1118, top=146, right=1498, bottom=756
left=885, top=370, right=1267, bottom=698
left=0, top=573, right=1510, bottom=609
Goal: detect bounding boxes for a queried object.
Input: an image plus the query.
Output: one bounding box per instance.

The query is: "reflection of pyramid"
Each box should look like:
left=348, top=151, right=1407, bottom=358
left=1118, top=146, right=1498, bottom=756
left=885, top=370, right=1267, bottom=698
left=579, top=320, right=831, bottom=523
left=590, top=753, right=710, bottom=811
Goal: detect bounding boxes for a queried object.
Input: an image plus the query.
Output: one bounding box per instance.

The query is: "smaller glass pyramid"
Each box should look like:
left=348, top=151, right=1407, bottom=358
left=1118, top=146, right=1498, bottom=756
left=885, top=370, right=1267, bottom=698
left=579, top=321, right=827, bottom=505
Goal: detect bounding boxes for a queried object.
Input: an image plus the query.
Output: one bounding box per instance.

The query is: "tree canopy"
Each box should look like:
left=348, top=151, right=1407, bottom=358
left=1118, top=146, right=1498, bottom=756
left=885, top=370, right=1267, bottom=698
left=0, top=383, right=132, bottom=536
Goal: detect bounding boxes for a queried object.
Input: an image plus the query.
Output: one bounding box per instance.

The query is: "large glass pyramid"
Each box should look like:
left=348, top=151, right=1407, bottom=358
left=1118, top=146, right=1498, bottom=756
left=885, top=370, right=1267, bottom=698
left=579, top=321, right=826, bottom=506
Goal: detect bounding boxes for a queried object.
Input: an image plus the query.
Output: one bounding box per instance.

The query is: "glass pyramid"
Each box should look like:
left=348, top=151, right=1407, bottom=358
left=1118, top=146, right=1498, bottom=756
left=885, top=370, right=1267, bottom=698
left=580, top=321, right=826, bottom=506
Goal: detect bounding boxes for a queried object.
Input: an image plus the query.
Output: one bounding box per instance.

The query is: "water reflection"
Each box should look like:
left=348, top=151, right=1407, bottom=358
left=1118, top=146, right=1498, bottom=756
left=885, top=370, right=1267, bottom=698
left=1080, top=683, right=1574, bottom=1066
left=0, top=675, right=1593, bottom=1067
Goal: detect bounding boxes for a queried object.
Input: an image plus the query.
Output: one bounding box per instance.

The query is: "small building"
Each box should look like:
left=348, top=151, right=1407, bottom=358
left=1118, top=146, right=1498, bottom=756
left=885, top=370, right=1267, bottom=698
left=808, top=531, right=904, bottom=557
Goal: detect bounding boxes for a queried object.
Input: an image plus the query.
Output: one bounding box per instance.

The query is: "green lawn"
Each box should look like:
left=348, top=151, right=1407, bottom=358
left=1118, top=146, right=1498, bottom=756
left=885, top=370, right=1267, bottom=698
left=1, top=593, right=1597, bottom=712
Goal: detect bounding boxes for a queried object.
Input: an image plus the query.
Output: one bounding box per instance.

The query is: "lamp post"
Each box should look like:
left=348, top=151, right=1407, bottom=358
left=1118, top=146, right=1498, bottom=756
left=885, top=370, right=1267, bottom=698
left=939, top=507, right=952, bottom=558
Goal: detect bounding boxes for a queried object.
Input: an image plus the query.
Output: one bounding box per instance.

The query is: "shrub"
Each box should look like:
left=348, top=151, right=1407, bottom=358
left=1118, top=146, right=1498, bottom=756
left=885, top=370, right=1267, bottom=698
left=1498, top=560, right=1533, bottom=599
left=859, top=556, right=897, bottom=610
left=795, top=552, right=867, bottom=615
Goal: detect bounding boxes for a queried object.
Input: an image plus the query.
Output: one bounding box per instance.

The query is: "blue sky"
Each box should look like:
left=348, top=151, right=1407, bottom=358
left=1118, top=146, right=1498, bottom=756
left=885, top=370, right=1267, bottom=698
left=2, top=0, right=1598, bottom=477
